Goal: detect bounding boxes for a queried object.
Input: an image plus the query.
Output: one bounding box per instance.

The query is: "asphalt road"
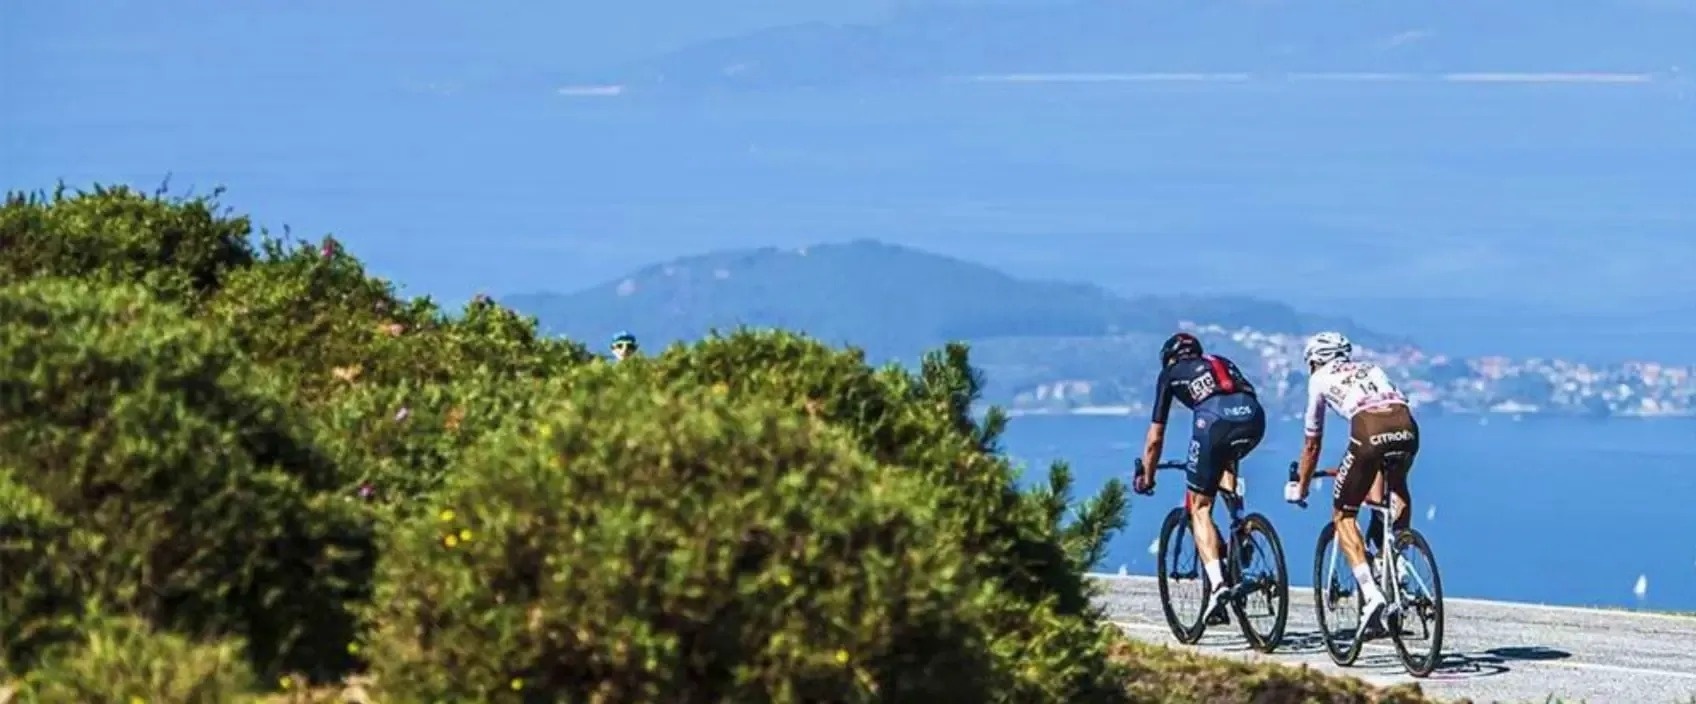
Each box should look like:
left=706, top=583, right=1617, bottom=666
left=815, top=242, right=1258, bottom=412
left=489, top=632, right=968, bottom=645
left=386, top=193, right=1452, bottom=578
left=1092, top=574, right=1696, bottom=703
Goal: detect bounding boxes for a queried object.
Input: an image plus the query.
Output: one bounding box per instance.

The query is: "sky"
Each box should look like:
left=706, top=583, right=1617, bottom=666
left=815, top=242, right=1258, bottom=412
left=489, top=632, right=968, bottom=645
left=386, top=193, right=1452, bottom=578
left=4, top=0, right=1695, bottom=359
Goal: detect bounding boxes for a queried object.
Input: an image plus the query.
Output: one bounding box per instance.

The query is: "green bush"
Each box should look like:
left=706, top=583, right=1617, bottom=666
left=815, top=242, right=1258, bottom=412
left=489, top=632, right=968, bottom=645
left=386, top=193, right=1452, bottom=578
left=203, top=237, right=589, bottom=407
left=0, top=184, right=1163, bottom=702
left=646, top=330, right=1125, bottom=616
left=363, top=365, right=1126, bottom=703
left=0, top=278, right=372, bottom=680
left=13, top=614, right=258, bottom=704
left=0, top=469, right=88, bottom=674
left=317, top=370, right=552, bottom=508
left=0, top=185, right=255, bottom=303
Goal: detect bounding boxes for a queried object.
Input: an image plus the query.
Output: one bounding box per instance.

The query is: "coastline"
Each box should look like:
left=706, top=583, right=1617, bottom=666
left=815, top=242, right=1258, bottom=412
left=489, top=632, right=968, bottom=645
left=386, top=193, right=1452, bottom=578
left=996, top=405, right=1696, bottom=419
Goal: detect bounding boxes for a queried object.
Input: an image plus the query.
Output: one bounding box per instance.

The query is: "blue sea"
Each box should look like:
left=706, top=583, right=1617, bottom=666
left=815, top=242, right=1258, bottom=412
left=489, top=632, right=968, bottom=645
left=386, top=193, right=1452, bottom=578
left=1001, top=412, right=1696, bottom=611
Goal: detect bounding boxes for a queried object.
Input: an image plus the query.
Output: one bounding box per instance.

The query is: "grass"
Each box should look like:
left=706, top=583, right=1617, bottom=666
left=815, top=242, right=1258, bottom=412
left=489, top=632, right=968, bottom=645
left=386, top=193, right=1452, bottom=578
left=12, top=636, right=1689, bottom=704
left=1106, top=636, right=1440, bottom=704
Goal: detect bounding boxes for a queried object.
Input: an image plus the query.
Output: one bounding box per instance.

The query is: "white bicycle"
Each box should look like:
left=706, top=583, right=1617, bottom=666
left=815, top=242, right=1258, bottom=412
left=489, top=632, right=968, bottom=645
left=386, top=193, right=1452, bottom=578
left=1288, top=462, right=1445, bottom=677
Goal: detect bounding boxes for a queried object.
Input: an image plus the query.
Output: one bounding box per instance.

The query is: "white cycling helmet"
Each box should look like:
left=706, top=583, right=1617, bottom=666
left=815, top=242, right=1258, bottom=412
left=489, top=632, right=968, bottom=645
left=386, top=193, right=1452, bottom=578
left=1303, top=331, right=1353, bottom=368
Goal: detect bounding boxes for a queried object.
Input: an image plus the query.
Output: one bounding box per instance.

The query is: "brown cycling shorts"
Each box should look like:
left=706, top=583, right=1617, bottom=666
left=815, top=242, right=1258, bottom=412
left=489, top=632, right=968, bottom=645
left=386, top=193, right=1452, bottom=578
left=1332, top=404, right=1420, bottom=513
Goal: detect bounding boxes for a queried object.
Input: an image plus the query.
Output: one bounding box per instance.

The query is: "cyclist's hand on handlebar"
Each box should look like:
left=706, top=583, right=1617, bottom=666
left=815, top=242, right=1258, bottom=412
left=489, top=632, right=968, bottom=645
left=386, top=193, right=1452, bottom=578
left=1132, top=469, right=1156, bottom=496
left=1284, top=481, right=1307, bottom=507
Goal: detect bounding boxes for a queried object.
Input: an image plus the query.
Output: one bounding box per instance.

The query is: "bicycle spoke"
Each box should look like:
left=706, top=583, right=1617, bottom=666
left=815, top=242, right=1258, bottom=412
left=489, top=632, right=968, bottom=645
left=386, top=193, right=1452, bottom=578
left=1388, top=530, right=1445, bottom=678
left=1157, top=508, right=1209, bottom=644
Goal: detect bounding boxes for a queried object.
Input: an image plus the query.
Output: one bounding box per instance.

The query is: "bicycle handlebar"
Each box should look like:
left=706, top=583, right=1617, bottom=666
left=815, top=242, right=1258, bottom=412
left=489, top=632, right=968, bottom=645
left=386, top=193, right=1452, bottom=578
left=1132, top=458, right=1188, bottom=472
left=1285, top=461, right=1338, bottom=508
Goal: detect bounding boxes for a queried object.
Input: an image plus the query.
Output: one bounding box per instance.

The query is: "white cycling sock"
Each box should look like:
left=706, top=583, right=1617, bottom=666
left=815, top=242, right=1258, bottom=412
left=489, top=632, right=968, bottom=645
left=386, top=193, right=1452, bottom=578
left=1205, top=560, right=1225, bottom=588
left=1353, top=563, right=1385, bottom=602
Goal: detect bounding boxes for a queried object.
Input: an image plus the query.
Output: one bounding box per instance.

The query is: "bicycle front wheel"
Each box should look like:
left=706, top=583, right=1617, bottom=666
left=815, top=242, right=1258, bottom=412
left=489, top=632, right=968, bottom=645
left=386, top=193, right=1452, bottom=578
left=1156, top=507, right=1208, bottom=644
left=1389, top=528, right=1446, bottom=677
left=1311, top=521, right=1364, bottom=666
left=1229, top=513, right=1290, bottom=653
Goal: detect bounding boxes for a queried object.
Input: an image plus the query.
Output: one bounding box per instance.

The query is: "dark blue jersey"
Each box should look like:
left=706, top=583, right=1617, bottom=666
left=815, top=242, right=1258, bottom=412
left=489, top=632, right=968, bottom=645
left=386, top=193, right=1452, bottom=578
left=1151, top=354, right=1259, bottom=424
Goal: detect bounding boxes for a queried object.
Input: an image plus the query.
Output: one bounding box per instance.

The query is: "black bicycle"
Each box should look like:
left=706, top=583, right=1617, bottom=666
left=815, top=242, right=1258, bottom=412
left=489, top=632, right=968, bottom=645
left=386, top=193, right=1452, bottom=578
left=1137, top=458, right=1290, bottom=652
left=1289, top=463, right=1445, bottom=677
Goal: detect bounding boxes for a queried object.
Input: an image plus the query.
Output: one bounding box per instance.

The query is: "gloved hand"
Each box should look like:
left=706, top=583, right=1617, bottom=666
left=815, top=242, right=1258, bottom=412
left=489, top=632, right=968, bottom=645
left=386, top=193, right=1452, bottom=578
left=1284, top=481, right=1306, bottom=505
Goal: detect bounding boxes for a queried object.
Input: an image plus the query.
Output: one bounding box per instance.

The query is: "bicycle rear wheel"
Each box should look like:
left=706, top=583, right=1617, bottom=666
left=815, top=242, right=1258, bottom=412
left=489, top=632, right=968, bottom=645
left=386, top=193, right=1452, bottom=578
left=1229, top=513, right=1290, bottom=653
left=1311, top=522, right=1365, bottom=666
left=1157, top=507, right=1208, bottom=644
left=1388, top=528, right=1445, bottom=677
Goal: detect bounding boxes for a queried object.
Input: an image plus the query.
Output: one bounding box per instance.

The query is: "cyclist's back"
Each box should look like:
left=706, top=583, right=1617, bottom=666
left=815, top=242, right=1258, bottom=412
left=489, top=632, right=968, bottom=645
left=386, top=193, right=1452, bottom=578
left=1153, top=348, right=1266, bottom=496
left=1303, top=356, right=1420, bottom=515
left=1157, top=354, right=1260, bottom=417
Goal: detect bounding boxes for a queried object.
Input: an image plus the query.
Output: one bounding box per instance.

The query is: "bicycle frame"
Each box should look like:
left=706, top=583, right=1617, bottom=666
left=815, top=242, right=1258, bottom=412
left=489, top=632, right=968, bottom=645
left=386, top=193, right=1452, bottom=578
left=1145, top=459, right=1248, bottom=523
left=1141, top=459, right=1252, bottom=577
left=1300, top=467, right=1438, bottom=626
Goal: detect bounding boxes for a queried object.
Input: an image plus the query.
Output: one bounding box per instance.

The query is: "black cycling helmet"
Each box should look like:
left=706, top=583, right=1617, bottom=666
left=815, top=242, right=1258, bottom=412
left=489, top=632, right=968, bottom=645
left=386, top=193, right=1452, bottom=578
left=1159, top=332, right=1203, bottom=367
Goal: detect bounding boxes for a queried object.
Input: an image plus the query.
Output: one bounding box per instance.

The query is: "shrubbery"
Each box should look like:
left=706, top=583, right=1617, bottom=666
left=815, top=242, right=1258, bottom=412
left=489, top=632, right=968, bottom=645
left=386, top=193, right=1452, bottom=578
left=365, top=368, right=1009, bottom=701
left=0, top=277, right=370, bottom=680
left=13, top=614, right=258, bottom=704
left=0, top=184, right=1424, bottom=702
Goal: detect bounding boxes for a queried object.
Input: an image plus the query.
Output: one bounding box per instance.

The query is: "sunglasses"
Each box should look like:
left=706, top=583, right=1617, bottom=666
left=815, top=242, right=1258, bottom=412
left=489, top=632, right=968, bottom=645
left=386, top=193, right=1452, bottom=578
left=612, top=342, right=634, bottom=352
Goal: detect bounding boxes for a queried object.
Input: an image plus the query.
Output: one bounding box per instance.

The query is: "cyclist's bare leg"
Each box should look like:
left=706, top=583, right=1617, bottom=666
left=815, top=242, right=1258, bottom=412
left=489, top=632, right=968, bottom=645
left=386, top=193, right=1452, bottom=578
left=1217, top=460, right=1241, bottom=517
left=1364, top=472, right=1387, bottom=550
left=1218, top=460, right=1239, bottom=496
left=1193, top=458, right=1239, bottom=571
left=1189, top=490, right=1221, bottom=573
left=1333, top=506, right=1370, bottom=574
left=1333, top=453, right=1379, bottom=593
left=1387, top=465, right=1412, bottom=533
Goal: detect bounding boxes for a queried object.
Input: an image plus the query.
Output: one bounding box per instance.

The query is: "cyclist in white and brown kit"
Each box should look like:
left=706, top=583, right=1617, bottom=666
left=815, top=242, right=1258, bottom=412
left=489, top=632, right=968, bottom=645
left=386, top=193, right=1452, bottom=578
left=1285, top=331, right=1421, bottom=632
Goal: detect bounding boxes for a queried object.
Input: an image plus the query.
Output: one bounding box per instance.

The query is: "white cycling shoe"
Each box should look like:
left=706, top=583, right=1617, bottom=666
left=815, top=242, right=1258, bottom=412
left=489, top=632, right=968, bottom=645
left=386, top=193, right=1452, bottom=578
left=1203, top=584, right=1232, bottom=625
left=1359, top=592, right=1389, bottom=634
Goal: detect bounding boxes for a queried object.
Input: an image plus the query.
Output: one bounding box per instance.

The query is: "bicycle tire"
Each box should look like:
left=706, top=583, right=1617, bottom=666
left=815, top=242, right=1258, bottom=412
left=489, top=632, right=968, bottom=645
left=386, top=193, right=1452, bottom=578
left=1388, top=528, right=1445, bottom=677
left=1230, top=513, right=1290, bottom=653
left=1311, top=521, right=1364, bottom=666
left=1156, top=507, right=1208, bottom=644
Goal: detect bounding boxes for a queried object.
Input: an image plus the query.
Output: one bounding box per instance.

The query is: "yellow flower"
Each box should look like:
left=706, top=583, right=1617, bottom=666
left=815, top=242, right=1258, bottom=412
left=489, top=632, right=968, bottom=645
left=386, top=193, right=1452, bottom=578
left=459, top=528, right=473, bottom=542
left=834, top=650, right=850, bottom=665
left=438, top=508, right=456, bottom=523
left=511, top=678, right=524, bottom=691
left=443, top=534, right=459, bottom=548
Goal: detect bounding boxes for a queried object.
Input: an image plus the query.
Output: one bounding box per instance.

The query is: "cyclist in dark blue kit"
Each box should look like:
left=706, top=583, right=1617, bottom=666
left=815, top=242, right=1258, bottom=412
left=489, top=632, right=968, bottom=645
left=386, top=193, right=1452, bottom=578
left=1132, top=332, right=1268, bottom=622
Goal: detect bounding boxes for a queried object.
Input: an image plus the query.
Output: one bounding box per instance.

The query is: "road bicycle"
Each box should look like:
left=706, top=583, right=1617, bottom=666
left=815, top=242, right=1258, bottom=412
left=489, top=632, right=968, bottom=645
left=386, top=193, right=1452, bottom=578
left=1138, top=458, right=1290, bottom=652
left=1288, top=462, right=1446, bottom=677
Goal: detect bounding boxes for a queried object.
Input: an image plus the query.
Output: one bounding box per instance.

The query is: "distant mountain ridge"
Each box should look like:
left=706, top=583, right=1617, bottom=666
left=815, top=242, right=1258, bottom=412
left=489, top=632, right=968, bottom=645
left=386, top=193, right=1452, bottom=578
left=501, top=238, right=1398, bottom=362
left=502, top=240, right=1696, bottom=418
left=562, top=0, right=1696, bottom=94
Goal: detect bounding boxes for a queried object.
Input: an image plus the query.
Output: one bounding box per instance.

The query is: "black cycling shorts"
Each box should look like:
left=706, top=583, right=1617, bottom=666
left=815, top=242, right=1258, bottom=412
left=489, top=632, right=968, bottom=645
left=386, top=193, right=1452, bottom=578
left=1333, top=404, right=1421, bottom=513
left=1185, top=393, right=1266, bottom=497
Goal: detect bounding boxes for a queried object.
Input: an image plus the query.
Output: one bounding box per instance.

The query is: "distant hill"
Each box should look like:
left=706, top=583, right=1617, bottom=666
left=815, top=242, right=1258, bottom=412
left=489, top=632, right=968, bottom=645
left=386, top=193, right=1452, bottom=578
left=500, top=238, right=1397, bottom=362
left=501, top=241, right=1696, bottom=418
left=561, top=0, right=1696, bottom=94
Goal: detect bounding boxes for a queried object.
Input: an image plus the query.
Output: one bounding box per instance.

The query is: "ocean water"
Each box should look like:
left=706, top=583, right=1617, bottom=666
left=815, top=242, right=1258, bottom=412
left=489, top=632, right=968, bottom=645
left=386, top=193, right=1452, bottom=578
left=1000, top=412, right=1696, bottom=611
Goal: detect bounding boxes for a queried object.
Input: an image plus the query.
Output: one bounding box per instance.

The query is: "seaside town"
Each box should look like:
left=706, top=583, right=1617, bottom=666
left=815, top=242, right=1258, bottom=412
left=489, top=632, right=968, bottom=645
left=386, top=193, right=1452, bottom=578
left=1001, top=323, right=1696, bottom=419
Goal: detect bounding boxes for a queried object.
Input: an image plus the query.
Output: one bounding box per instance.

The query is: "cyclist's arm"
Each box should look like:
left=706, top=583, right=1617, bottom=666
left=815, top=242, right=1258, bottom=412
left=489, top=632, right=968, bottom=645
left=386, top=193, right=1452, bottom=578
left=1294, top=377, right=1327, bottom=486
left=1141, top=371, right=1174, bottom=477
